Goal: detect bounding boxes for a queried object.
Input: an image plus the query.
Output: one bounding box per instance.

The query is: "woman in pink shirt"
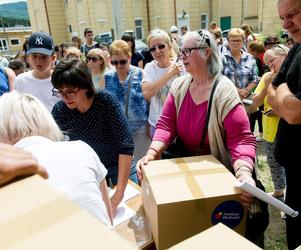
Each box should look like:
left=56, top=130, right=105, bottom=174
left=137, top=30, right=257, bottom=208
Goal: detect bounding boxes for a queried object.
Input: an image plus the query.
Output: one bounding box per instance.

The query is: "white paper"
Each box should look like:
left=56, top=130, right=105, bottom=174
left=112, top=203, right=136, bottom=227
left=235, top=180, right=299, bottom=217
left=109, top=183, right=140, bottom=203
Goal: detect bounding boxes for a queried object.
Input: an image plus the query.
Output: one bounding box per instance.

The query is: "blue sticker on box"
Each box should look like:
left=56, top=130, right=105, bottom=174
left=211, top=200, right=244, bottom=228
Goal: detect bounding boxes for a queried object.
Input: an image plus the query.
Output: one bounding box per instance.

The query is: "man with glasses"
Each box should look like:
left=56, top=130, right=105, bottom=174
left=15, top=31, right=59, bottom=111
left=267, top=0, right=301, bottom=248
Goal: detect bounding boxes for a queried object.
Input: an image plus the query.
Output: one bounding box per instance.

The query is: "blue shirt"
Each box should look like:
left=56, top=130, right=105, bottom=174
left=52, top=90, right=134, bottom=170
left=104, top=65, right=148, bottom=133
left=0, top=66, right=8, bottom=95
left=222, top=48, right=258, bottom=89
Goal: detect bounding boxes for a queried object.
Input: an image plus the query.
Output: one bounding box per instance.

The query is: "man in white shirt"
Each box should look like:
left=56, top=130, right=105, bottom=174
left=15, top=31, right=59, bottom=111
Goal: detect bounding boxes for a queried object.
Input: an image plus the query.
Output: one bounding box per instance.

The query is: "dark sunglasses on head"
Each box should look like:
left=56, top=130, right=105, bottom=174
left=86, top=56, right=100, bottom=63
left=149, top=44, right=166, bottom=52
left=198, top=30, right=211, bottom=47
left=111, top=60, right=128, bottom=66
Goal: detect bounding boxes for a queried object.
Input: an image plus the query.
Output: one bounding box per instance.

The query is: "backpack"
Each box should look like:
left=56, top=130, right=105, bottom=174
left=0, top=65, right=9, bottom=96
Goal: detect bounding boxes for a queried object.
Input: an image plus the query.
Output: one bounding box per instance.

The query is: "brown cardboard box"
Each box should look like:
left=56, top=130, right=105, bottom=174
left=141, top=155, right=246, bottom=250
left=0, top=175, right=136, bottom=250
left=169, top=223, right=262, bottom=250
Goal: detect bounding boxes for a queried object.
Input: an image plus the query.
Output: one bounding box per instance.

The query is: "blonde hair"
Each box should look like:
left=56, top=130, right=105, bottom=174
left=264, top=44, right=289, bottom=64
left=109, top=40, right=132, bottom=57
left=146, top=29, right=176, bottom=60
left=65, top=46, right=81, bottom=59
left=228, top=28, right=245, bottom=41
left=0, top=91, right=63, bottom=144
left=87, top=48, right=106, bottom=72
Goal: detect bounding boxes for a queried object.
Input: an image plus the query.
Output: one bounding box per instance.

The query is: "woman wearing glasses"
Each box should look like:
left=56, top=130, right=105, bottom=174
left=104, top=40, right=150, bottom=162
left=137, top=30, right=256, bottom=208
left=253, top=45, right=289, bottom=198
left=51, top=58, right=135, bottom=215
left=222, top=28, right=258, bottom=105
left=142, top=28, right=184, bottom=138
left=86, top=48, right=107, bottom=89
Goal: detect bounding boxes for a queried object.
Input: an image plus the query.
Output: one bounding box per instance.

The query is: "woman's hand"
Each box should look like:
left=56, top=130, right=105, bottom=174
left=167, top=62, right=183, bottom=78
left=237, top=175, right=256, bottom=209
left=110, top=190, right=124, bottom=216
left=264, top=70, right=277, bottom=87
left=136, top=154, right=155, bottom=181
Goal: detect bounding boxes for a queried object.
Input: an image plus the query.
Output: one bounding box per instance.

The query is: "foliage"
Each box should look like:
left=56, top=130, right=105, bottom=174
left=0, top=1, right=29, bottom=26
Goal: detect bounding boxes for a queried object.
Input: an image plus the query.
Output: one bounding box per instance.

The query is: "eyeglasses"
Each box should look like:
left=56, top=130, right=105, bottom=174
left=149, top=44, right=166, bottom=52
left=86, top=56, right=100, bottom=63
left=111, top=60, right=128, bottom=66
left=179, top=47, right=200, bottom=59
left=229, top=39, right=243, bottom=44
left=198, top=30, right=211, bottom=47
left=273, top=44, right=287, bottom=53
left=52, top=88, right=80, bottom=99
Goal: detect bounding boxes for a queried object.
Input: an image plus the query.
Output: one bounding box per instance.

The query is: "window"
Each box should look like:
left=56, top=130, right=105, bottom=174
left=0, top=38, right=8, bottom=51
left=135, top=18, right=143, bottom=40
left=67, top=25, right=72, bottom=33
left=10, top=39, right=20, bottom=45
left=200, top=13, right=208, bottom=30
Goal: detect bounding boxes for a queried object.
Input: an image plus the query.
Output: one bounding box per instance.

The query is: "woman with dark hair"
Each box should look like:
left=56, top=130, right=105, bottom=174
left=51, top=58, right=135, bottom=214
left=121, top=33, right=144, bottom=68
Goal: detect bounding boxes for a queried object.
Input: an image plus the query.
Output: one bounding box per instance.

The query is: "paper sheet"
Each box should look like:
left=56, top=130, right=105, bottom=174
left=235, top=180, right=299, bottom=217
left=112, top=203, right=135, bottom=227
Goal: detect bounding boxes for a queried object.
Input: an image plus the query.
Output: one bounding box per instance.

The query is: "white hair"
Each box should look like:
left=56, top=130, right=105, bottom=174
left=0, top=91, right=63, bottom=144
left=263, top=44, right=289, bottom=64
left=182, top=30, right=222, bottom=77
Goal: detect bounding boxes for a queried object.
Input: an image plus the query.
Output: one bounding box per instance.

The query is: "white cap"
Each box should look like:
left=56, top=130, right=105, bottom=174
left=170, top=25, right=178, bottom=33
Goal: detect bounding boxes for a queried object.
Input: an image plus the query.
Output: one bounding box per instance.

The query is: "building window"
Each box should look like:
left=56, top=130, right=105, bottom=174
left=200, top=13, right=208, bottom=30
left=135, top=18, right=143, bottom=40
left=0, top=38, right=8, bottom=51
left=10, top=39, right=20, bottom=45
left=67, top=25, right=72, bottom=33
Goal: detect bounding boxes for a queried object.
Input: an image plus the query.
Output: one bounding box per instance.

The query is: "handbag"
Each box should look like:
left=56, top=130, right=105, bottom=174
left=245, top=171, right=270, bottom=248
left=162, top=74, right=222, bottom=159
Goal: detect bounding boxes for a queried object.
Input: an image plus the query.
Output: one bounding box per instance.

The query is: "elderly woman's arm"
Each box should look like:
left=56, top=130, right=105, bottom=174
left=223, top=104, right=257, bottom=208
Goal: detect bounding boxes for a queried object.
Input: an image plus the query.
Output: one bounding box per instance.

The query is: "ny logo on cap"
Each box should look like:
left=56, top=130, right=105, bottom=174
left=35, top=37, right=43, bottom=46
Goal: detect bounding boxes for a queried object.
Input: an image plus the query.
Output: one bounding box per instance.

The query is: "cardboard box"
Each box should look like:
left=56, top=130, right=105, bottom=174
left=141, top=155, right=246, bottom=250
left=169, top=223, right=262, bottom=250
left=0, top=175, right=136, bottom=250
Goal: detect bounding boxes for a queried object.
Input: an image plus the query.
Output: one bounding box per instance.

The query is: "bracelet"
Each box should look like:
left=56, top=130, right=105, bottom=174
left=149, top=147, right=158, bottom=156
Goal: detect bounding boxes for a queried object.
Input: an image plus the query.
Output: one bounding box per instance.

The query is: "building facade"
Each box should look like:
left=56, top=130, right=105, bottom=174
left=26, top=0, right=282, bottom=45
left=0, top=27, right=31, bottom=56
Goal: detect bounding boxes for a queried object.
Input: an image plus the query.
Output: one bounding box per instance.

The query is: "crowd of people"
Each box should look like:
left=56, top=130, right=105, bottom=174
left=0, top=0, right=300, bottom=248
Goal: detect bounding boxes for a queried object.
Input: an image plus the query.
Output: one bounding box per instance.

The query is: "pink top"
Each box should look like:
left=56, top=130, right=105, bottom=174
left=153, top=91, right=256, bottom=166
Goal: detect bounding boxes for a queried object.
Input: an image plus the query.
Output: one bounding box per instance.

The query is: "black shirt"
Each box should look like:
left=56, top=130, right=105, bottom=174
left=273, top=43, right=301, bottom=166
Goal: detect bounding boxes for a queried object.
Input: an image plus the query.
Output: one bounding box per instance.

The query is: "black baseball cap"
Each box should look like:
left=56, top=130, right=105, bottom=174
left=27, top=31, right=54, bottom=56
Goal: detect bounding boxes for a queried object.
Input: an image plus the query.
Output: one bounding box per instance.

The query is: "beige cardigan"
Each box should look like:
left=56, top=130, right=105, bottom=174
left=170, top=73, right=242, bottom=172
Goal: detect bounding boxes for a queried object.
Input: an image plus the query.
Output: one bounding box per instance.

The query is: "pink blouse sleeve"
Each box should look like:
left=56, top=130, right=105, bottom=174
left=153, top=93, right=177, bottom=145
left=223, top=104, right=257, bottom=166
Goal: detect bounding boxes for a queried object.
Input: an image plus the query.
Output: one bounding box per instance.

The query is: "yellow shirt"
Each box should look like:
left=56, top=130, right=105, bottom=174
left=254, top=73, right=280, bottom=143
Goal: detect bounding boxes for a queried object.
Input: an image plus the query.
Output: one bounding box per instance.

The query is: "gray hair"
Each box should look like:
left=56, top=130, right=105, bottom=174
left=0, top=91, right=63, bottom=144
left=182, top=30, right=222, bottom=77
left=263, top=44, right=289, bottom=64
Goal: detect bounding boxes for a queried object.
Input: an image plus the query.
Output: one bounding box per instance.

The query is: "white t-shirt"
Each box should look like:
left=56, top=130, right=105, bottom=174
left=15, top=136, right=110, bottom=225
left=14, top=71, right=60, bottom=111
left=142, top=61, right=179, bottom=127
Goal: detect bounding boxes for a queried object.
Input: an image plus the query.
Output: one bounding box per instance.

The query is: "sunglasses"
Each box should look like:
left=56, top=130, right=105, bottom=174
left=86, top=56, right=100, bottom=63
left=149, top=44, right=166, bottom=52
left=111, top=60, right=128, bottom=66
left=198, top=30, right=211, bottom=47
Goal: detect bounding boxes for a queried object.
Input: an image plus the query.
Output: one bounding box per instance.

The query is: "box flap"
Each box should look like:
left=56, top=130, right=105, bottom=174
left=169, top=223, right=262, bottom=249
left=0, top=176, right=136, bottom=250
left=143, top=156, right=241, bottom=204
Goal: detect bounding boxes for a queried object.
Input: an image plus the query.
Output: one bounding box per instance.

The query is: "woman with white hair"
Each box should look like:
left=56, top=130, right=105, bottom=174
left=142, top=28, right=184, bottom=138
left=0, top=91, right=113, bottom=225
left=137, top=30, right=256, bottom=207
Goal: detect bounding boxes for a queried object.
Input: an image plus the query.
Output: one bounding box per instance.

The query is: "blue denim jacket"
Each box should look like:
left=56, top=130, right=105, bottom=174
left=105, top=65, right=148, bottom=133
